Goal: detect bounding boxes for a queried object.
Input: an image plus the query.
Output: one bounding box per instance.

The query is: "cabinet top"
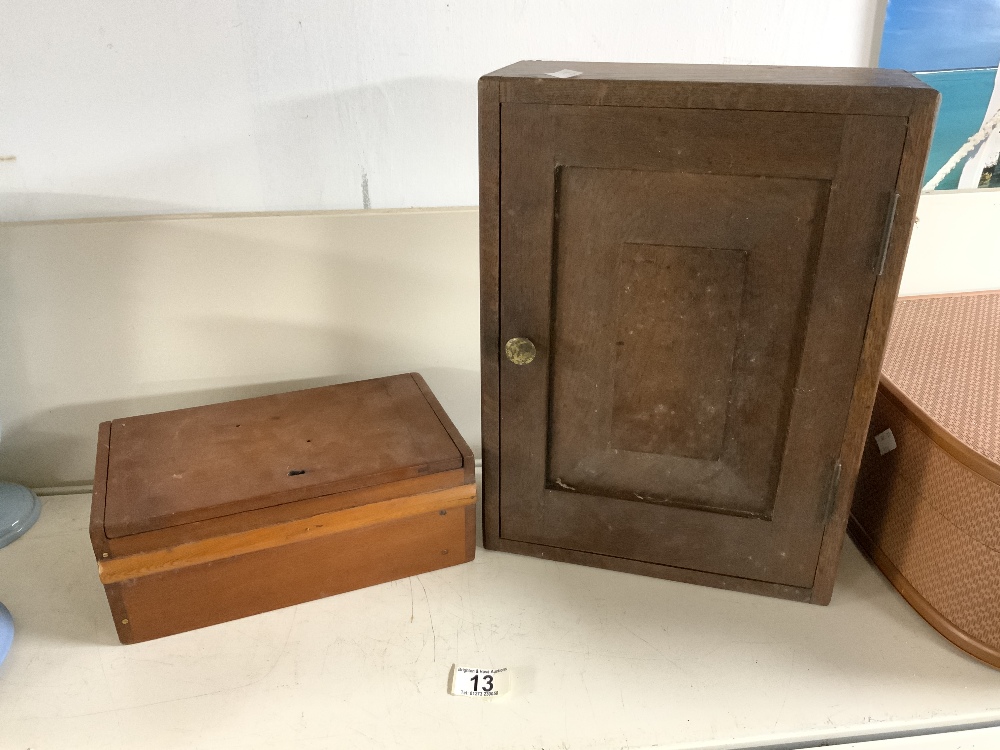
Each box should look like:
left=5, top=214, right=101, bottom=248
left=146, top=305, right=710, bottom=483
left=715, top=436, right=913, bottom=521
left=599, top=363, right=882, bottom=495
left=484, top=60, right=932, bottom=88
left=480, top=61, right=938, bottom=117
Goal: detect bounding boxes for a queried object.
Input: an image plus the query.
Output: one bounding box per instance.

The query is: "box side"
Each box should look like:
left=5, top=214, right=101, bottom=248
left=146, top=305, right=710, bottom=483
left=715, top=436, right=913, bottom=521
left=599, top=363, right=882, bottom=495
left=881, top=376, right=1000, bottom=486
left=89, top=421, right=112, bottom=559
left=850, top=517, right=1000, bottom=669
left=91, top=420, right=134, bottom=637
left=103, top=469, right=469, bottom=558
left=850, top=387, right=1000, bottom=669
left=464, top=502, right=477, bottom=561
left=103, top=485, right=476, bottom=644
left=99, top=485, right=475, bottom=585
left=408, top=372, right=476, bottom=483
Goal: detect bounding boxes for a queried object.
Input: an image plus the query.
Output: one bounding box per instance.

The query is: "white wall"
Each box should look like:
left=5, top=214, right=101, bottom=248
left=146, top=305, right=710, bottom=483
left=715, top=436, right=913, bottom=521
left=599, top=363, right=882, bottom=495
left=0, top=0, right=883, bottom=222
left=899, top=190, right=1000, bottom=296
left=0, top=209, right=480, bottom=487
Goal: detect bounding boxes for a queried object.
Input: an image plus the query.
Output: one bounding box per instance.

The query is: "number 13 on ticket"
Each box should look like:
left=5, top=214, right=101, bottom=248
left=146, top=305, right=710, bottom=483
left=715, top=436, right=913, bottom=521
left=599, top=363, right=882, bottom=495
left=449, top=666, right=511, bottom=698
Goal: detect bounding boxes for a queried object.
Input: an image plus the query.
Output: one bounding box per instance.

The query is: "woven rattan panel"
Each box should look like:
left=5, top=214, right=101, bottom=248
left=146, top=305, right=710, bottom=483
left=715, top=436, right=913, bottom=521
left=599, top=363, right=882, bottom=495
left=883, top=293, right=1000, bottom=465
left=856, top=394, right=1000, bottom=650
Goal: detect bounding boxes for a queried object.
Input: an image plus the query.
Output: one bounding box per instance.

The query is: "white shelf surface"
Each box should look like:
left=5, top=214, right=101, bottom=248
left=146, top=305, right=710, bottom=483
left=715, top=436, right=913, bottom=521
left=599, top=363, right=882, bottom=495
left=2, top=487, right=999, bottom=750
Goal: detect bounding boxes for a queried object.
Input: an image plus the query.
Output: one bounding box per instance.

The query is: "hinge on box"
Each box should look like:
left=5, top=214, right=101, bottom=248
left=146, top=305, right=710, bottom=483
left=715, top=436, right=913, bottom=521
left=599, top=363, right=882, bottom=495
left=824, top=460, right=843, bottom=521
left=876, top=192, right=899, bottom=276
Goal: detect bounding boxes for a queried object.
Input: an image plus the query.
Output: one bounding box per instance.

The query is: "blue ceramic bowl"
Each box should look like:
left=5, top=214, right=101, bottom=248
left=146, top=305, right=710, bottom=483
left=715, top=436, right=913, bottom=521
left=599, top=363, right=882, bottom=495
left=0, top=602, right=13, bottom=664
left=0, top=482, right=41, bottom=549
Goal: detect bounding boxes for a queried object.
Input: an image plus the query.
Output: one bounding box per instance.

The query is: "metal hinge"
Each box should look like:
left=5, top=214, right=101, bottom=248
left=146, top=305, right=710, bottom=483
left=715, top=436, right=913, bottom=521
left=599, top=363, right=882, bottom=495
left=824, top=460, right=843, bottom=521
left=876, top=192, right=899, bottom=276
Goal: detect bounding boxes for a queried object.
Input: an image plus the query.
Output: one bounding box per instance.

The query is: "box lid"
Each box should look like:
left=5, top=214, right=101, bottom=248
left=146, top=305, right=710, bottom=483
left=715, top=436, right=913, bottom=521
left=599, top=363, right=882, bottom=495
left=101, top=373, right=471, bottom=538
left=881, top=292, right=1000, bottom=482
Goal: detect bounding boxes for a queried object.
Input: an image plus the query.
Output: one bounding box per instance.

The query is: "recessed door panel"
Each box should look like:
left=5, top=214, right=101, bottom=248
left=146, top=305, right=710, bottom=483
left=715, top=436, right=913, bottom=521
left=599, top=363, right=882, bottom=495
left=609, top=241, right=746, bottom=461
left=548, top=167, right=829, bottom=518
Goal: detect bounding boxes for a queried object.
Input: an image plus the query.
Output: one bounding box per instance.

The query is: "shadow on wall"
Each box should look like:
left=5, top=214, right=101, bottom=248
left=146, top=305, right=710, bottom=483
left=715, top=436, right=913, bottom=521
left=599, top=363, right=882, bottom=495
left=0, top=76, right=477, bottom=222
left=0, top=193, right=193, bottom=223
left=248, top=77, right=479, bottom=212
left=0, top=207, right=481, bottom=488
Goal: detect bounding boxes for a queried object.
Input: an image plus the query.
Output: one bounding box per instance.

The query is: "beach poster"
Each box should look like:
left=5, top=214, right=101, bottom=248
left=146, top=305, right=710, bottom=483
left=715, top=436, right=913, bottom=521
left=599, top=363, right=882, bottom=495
left=880, top=0, right=1000, bottom=190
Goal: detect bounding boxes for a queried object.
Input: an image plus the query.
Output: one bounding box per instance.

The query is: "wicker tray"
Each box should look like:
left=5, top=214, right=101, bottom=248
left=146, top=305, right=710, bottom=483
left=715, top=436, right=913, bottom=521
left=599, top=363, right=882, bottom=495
left=851, top=291, right=1000, bottom=668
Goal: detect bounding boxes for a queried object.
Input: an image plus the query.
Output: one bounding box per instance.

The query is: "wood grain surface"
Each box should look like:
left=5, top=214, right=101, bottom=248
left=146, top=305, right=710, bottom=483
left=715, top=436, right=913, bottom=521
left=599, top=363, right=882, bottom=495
left=480, top=61, right=939, bottom=602
left=809, top=86, right=940, bottom=605
left=90, top=372, right=477, bottom=643
left=103, top=373, right=463, bottom=537
left=109, top=499, right=475, bottom=644
left=99, top=485, right=476, bottom=584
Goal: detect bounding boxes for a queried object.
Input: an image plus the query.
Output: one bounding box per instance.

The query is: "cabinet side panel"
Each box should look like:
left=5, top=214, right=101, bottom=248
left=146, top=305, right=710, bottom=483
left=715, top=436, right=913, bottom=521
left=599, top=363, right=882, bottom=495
left=479, top=77, right=502, bottom=549
left=811, top=91, right=939, bottom=604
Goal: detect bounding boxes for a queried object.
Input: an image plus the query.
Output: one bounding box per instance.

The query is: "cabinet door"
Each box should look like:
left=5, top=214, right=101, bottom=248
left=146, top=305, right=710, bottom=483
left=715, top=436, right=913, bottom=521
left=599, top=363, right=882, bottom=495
left=497, top=103, right=906, bottom=588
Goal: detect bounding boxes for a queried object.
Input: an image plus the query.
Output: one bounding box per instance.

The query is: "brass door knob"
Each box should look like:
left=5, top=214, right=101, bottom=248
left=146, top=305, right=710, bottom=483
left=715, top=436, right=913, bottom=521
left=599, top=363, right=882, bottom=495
left=505, top=337, right=537, bottom=365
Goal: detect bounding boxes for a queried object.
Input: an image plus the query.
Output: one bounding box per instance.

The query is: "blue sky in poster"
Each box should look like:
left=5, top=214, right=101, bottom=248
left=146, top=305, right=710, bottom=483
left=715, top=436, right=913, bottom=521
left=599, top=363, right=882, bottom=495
left=879, top=0, right=1000, bottom=71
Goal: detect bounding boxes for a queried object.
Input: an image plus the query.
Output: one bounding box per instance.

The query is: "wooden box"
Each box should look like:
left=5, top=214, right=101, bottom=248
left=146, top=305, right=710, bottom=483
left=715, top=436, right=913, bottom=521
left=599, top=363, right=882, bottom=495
left=90, top=373, right=476, bottom=644
left=479, top=61, right=938, bottom=603
left=852, top=292, right=1000, bottom=667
